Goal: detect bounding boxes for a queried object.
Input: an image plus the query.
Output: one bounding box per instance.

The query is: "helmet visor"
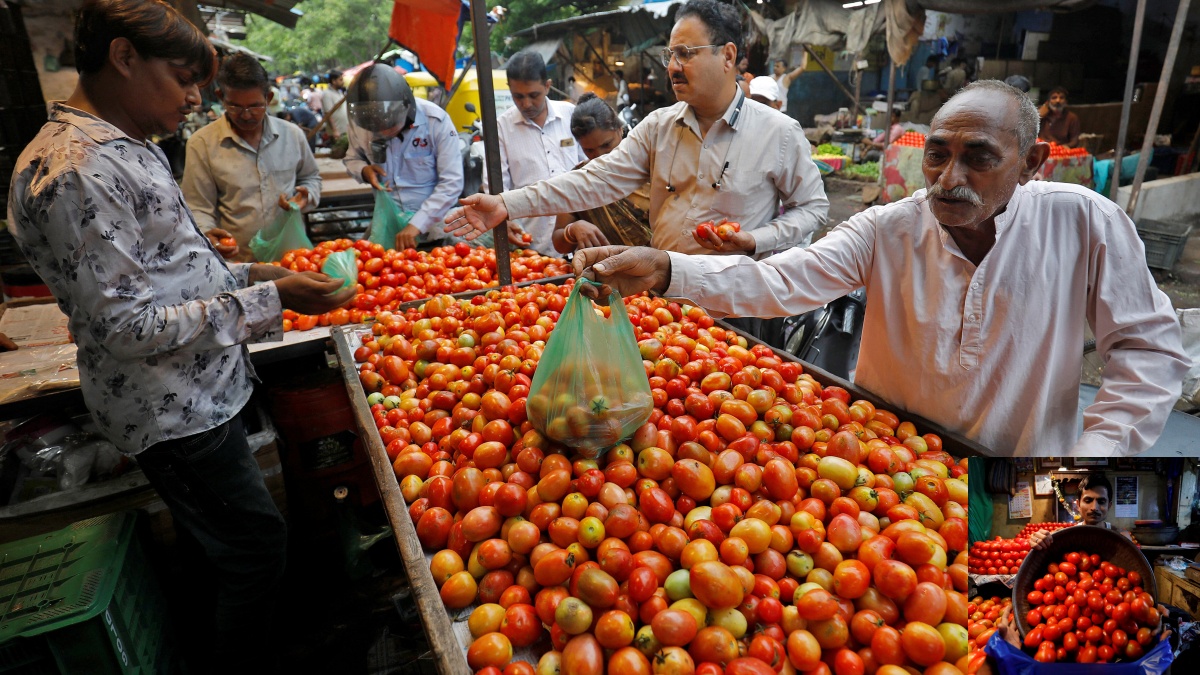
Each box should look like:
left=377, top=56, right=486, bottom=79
left=348, top=101, right=411, bottom=134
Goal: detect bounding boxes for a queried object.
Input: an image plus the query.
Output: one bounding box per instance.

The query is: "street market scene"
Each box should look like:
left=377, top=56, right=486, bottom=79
left=0, top=0, right=1198, bottom=672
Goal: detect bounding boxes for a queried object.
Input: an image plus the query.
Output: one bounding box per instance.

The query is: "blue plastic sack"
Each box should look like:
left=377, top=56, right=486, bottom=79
left=984, top=630, right=1173, bottom=675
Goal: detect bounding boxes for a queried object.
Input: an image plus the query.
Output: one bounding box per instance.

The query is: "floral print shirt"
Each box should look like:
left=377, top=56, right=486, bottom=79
left=7, top=103, right=283, bottom=453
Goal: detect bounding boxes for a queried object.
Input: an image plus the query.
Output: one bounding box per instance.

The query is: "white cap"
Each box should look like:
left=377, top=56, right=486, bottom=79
left=749, top=76, right=779, bottom=102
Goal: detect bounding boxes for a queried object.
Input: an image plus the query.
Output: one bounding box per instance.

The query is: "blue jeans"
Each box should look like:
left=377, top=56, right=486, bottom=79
left=137, top=414, right=286, bottom=673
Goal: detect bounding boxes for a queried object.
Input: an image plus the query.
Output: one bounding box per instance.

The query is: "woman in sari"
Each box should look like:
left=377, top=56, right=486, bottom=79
left=551, top=93, right=653, bottom=253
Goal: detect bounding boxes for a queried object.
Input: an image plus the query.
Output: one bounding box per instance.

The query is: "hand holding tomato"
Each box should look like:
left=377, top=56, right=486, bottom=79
left=206, top=228, right=239, bottom=258
left=692, top=220, right=755, bottom=254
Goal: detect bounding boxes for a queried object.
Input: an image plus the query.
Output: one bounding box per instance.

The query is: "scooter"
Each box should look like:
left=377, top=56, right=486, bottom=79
left=779, top=288, right=867, bottom=381
left=618, top=103, right=640, bottom=135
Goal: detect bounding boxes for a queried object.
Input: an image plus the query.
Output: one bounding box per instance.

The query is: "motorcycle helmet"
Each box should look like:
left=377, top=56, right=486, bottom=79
left=345, top=63, right=416, bottom=137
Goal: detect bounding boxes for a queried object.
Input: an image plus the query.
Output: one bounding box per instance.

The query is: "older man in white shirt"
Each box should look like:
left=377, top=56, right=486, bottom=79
left=484, top=51, right=585, bottom=256
left=565, top=80, right=1190, bottom=457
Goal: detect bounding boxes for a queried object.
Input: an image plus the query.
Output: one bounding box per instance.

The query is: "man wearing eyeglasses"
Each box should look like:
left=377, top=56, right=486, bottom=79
left=183, top=53, right=321, bottom=261
left=447, top=0, right=828, bottom=258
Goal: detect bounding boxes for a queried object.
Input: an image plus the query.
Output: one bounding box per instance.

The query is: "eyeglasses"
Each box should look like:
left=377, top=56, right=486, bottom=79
left=226, top=103, right=267, bottom=116
left=660, top=44, right=724, bottom=67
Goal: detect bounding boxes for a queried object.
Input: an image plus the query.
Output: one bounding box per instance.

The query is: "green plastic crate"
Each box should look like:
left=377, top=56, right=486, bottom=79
left=0, top=512, right=174, bottom=674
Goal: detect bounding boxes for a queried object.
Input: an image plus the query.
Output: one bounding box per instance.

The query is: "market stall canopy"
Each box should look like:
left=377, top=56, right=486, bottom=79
left=511, top=0, right=684, bottom=58
left=763, top=0, right=1097, bottom=68
left=208, top=36, right=273, bottom=62
left=194, top=0, right=303, bottom=29
left=908, top=0, right=1096, bottom=10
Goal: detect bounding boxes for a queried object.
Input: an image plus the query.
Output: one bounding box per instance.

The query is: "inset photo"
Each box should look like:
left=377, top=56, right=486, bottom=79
left=968, top=457, right=1200, bottom=672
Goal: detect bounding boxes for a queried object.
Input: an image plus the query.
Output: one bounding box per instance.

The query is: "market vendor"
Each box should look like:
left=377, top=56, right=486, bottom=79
left=343, top=63, right=463, bottom=250
left=5, top=0, right=355, bottom=668
left=1039, top=86, right=1082, bottom=148
left=556, top=80, right=1190, bottom=456
left=551, top=94, right=652, bottom=253
left=861, top=108, right=904, bottom=161
left=182, top=53, right=321, bottom=261
left=1029, top=473, right=1124, bottom=548
left=447, top=0, right=829, bottom=257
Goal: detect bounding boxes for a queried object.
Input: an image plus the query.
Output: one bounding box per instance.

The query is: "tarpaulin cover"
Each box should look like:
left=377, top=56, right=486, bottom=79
left=762, top=0, right=925, bottom=66
left=390, top=0, right=458, bottom=86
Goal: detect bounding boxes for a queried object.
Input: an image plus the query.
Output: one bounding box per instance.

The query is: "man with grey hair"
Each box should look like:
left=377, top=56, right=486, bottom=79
left=562, top=79, right=1189, bottom=457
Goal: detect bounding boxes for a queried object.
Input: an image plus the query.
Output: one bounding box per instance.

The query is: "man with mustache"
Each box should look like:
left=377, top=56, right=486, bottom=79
left=450, top=0, right=828, bottom=258
left=1028, top=473, right=1119, bottom=549
left=555, top=79, right=1189, bottom=456
left=1038, top=86, right=1081, bottom=148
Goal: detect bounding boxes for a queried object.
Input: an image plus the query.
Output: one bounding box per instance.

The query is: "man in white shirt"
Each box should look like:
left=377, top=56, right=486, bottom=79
left=565, top=80, right=1189, bottom=457
left=319, top=69, right=349, bottom=139
left=484, top=51, right=585, bottom=255
left=450, top=0, right=827, bottom=258
left=772, top=57, right=806, bottom=114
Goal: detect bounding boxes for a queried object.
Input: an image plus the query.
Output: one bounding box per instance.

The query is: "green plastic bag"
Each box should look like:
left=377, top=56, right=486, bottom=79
left=368, top=189, right=413, bottom=249
left=248, top=204, right=313, bottom=262
left=526, top=280, right=653, bottom=456
left=321, top=249, right=358, bottom=289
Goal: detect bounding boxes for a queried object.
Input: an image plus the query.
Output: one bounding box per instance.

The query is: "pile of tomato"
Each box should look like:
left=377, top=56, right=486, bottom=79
left=1046, top=142, right=1089, bottom=159
left=352, top=280, right=971, bottom=675
left=891, top=132, right=927, bottom=148
left=277, top=240, right=571, bottom=331
left=966, top=596, right=1010, bottom=669
left=1023, top=550, right=1161, bottom=663
left=968, top=538, right=1031, bottom=576
left=1017, top=522, right=1073, bottom=539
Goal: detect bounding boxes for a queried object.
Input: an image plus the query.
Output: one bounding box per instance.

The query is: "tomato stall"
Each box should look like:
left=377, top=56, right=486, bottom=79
left=329, top=277, right=982, bottom=675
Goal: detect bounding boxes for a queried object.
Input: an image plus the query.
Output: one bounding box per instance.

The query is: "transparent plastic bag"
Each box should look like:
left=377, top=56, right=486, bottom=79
left=321, top=249, right=358, bottom=289
left=248, top=204, right=313, bottom=262
left=526, top=279, right=653, bottom=456
left=368, top=189, right=412, bottom=249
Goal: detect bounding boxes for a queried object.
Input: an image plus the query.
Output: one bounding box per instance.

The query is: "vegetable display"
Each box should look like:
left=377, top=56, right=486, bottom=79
left=968, top=538, right=1031, bottom=577
left=275, top=240, right=570, bottom=331
left=350, top=279, right=970, bottom=675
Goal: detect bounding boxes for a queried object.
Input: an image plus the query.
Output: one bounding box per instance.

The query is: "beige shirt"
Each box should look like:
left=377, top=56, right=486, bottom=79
left=503, top=89, right=828, bottom=256
left=182, top=115, right=322, bottom=249
left=664, top=181, right=1188, bottom=456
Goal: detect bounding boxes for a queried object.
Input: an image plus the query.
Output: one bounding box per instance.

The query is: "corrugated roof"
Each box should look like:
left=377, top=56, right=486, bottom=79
left=199, top=0, right=303, bottom=29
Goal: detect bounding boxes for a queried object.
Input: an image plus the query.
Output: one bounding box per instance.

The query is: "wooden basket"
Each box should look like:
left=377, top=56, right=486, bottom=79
left=1011, top=525, right=1156, bottom=635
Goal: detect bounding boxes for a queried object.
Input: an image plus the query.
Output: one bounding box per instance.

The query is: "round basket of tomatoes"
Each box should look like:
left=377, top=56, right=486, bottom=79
left=1011, top=526, right=1157, bottom=651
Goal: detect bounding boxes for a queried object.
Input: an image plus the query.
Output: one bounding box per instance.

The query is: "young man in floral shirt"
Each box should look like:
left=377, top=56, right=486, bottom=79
left=6, top=1, right=353, bottom=670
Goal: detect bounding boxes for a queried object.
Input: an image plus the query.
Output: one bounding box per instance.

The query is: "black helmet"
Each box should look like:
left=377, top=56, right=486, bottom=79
left=345, top=63, right=416, bottom=134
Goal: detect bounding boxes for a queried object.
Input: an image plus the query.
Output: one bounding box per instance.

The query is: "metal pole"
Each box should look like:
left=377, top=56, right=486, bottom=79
left=879, top=59, right=896, bottom=188
left=470, top=0, right=511, bottom=286
left=852, top=53, right=862, bottom=126
left=1110, top=0, right=1146, bottom=202
left=1125, top=0, right=1190, bottom=218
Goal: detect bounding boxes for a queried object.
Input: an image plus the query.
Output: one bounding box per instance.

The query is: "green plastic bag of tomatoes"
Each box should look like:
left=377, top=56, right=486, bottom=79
left=367, top=189, right=412, bottom=249
left=526, top=279, right=653, bottom=457
left=247, top=204, right=313, bottom=262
